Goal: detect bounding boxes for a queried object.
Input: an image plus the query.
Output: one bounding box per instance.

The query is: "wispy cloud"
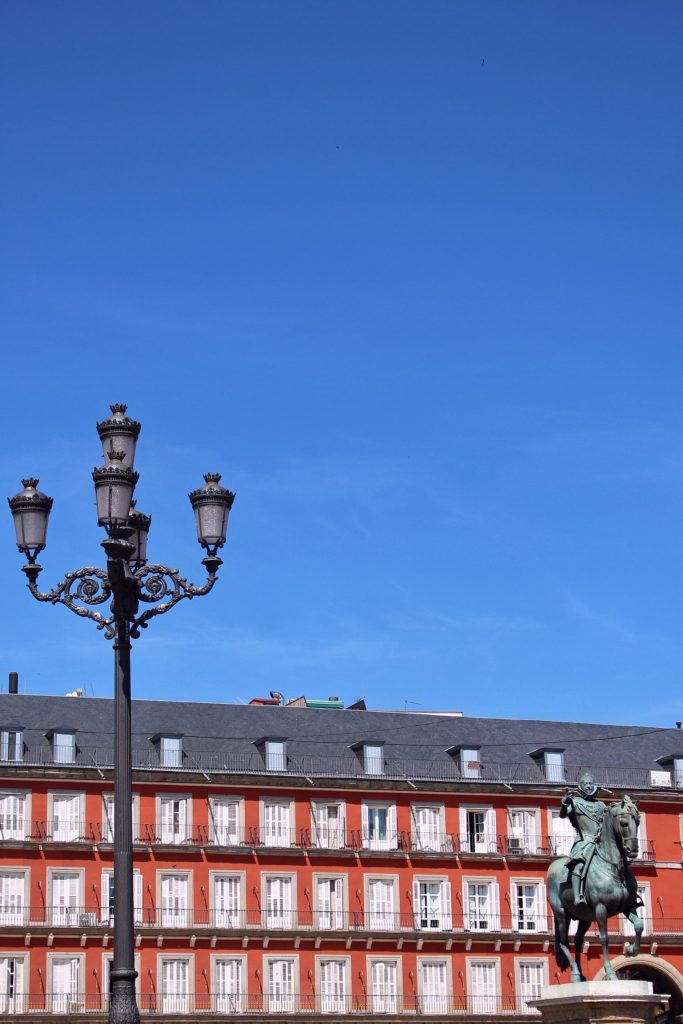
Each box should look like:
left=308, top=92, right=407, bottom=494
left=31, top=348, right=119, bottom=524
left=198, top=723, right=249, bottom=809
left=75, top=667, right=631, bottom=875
left=565, top=593, right=635, bottom=640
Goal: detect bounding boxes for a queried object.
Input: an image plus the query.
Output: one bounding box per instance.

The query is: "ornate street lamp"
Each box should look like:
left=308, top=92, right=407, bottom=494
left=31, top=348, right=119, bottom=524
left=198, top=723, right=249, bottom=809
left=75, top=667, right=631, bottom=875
left=7, top=405, right=235, bottom=1024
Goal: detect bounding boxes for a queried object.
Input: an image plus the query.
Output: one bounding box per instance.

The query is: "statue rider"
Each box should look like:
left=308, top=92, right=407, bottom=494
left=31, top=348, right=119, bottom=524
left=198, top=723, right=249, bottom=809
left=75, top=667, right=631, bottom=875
left=559, top=771, right=607, bottom=906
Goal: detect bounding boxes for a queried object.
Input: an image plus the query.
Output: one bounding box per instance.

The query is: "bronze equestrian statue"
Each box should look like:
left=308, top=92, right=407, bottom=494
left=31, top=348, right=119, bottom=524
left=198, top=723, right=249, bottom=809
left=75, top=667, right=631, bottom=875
left=548, top=771, right=643, bottom=982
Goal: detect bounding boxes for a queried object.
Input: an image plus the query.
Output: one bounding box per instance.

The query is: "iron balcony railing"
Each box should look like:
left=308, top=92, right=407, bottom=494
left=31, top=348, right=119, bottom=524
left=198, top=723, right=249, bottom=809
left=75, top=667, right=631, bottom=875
left=3, top=744, right=683, bottom=792
left=1, top=906, right=680, bottom=937
left=0, top=992, right=545, bottom=1015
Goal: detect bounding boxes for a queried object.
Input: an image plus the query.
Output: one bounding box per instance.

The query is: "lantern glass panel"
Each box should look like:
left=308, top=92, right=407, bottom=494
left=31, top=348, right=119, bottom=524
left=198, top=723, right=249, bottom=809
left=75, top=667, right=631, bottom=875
left=13, top=507, right=49, bottom=550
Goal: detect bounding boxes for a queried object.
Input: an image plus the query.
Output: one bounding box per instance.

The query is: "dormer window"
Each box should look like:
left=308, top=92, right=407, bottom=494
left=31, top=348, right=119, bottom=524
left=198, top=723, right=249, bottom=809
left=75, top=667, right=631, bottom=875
left=364, top=743, right=385, bottom=776
left=265, top=739, right=287, bottom=771
left=460, top=747, right=481, bottom=779
left=52, top=730, right=76, bottom=764
left=674, top=758, right=683, bottom=788
left=160, top=735, right=182, bottom=768
left=543, top=750, right=565, bottom=782
left=0, top=728, right=23, bottom=762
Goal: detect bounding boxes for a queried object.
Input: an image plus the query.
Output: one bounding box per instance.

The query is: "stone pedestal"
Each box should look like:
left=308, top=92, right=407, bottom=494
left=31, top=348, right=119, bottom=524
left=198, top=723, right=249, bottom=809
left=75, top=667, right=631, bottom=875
left=531, top=981, right=665, bottom=1024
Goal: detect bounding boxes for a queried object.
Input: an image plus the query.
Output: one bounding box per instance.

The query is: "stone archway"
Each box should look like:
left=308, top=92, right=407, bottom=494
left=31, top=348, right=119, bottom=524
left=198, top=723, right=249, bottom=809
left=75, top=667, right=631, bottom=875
left=594, top=955, right=683, bottom=1023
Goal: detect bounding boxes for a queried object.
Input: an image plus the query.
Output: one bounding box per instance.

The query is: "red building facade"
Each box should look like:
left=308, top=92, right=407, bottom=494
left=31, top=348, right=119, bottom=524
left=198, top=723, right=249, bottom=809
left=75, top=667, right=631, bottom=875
left=0, top=692, right=682, bottom=1021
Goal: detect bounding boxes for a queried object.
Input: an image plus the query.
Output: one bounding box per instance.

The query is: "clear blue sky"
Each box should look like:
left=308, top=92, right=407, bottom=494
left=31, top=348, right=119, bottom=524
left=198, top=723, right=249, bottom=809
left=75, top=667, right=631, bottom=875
left=2, top=1, right=682, bottom=725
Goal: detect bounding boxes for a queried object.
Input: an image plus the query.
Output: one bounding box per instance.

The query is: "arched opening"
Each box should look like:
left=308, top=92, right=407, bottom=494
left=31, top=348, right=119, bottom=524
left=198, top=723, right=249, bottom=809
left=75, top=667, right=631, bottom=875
left=597, top=956, right=683, bottom=1024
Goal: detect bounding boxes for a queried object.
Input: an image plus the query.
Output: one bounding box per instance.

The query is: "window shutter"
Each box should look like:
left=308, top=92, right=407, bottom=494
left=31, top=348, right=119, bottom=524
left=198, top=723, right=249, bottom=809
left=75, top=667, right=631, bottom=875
left=491, top=881, right=501, bottom=930
left=458, top=807, right=467, bottom=847
left=134, top=873, right=143, bottom=925
left=388, top=804, right=397, bottom=847
left=412, top=879, right=421, bottom=928
left=485, top=807, right=497, bottom=849
left=537, top=883, right=548, bottom=930
left=442, top=880, right=452, bottom=930
left=178, top=799, right=187, bottom=840
left=101, top=872, right=111, bottom=925
left=361, top=804, right=370, bottom=847
left=160, top=799, right=172, bottom=842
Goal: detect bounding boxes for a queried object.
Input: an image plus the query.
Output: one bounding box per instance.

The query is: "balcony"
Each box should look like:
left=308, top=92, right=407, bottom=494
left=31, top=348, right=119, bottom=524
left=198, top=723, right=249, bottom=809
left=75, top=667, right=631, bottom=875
left=3, top=744, right=681, bottom=793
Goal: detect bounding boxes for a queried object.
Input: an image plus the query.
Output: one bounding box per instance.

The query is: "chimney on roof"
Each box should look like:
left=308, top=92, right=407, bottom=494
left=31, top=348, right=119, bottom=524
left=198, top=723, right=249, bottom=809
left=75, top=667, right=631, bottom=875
left=8, top=672, right=18, bottom=694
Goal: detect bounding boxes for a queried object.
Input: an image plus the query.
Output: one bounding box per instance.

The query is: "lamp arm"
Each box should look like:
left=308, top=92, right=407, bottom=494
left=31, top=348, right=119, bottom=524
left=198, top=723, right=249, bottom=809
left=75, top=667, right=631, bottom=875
left=130, top=558, right=221, bottom=637
left=22, top=564, right=115, bottom=635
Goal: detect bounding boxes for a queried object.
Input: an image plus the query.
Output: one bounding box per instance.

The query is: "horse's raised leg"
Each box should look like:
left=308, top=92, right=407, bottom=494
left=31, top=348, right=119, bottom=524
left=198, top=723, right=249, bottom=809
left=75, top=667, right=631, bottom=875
left=623, top=909, right=643, bottom=958
left=595, top=903, right=616, bottom=980
left=573, top=919, right=590, bottom=982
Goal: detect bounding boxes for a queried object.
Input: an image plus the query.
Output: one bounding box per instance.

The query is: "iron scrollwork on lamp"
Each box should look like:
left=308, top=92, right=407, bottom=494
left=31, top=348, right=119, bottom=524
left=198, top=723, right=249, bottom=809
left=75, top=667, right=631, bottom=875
left=7, top=404, right=235, bottom=1024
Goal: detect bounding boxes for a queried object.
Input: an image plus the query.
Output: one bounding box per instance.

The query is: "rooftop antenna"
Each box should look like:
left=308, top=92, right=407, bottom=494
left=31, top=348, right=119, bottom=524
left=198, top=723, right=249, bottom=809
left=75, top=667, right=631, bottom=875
left=404, top=699, right=422, bottom=712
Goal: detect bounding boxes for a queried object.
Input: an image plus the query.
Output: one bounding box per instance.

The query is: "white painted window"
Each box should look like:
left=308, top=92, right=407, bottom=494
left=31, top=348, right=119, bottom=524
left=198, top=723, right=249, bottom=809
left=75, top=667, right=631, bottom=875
left=101, top=794, right=137, bottom=844
left=213, top=875, right=241, bottom=928
left=161, top=874, right=190, bottom=928
left=550, top=810, right=574, bottom=857
left=411, top=805, right=442, bottom=852
left=214, top=958, right=243, bottom=1013
left=53, top=732, right=75, bottom=765
left=623, top=884, right=650, bottom=937
left=51, top=794, right=81, bottom=842
left=460, top=748, right=481, bottom=779
left=364, top=744, right=385, bottom=776
left=51, top=872, right=80, bottom=927
left=362, top=803, right=397, bottom=851
left=464, top=880, right=500, bottom=931
left=0, top=955, right=25, bottom=1014
left=508, top=810, right=538, bottom=854
left=512, top=882, right=547, bottom=932
left=517, top=961, right=545, bottom=1010
left=265, top=876, right=293, bottom=929
left=101, top=870, right=143, bottom=926
left=0, top=731, right=22, bottom=763
left=0, top=873, right=25, bottom=926
left=371, top=960, right=398, bottom=1013
left=50, top=955, right=81, bottom=1013
left=420, top=960, right=448, bottom=1014
left=159, top=796, right=189, bottom=845
left=367, top=878, right=395, bottom=930
left=263, top=801, right=291, bottom=847
left=544, top=751, right=564, bottom=782
left=265, top=740, right=287, bottom=771
left=674, top=757, right=683, bottom=788
left=210, top=799, right=240, bottom=846
left=460, top=807, right=497, bottom=854
left=0, top=793, right=26, bottom=842
left=161, top=958, right=189, bottom=1014
left=413, top=879, right=452, bottom=931
left=468, top=961, right=499, bottom=1014
left=160, top=736, right=182, bottom=768
left=267, top=959, right=295, bottom=1012
left=319, top=959, right=346, bottom=1013
left=316, top=877, right=344, bottom=930
left=312, top=803, right=345, bottom=849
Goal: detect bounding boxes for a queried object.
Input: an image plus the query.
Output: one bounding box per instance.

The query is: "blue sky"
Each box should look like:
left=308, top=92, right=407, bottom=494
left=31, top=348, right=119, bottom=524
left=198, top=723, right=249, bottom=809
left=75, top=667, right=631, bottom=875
left=1, top=1, right=682, bottom=725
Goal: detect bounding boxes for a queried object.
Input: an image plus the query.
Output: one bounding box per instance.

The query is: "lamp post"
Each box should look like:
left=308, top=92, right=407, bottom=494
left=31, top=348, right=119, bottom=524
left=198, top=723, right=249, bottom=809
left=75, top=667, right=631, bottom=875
left=7, top=404, right=235, bottom=1024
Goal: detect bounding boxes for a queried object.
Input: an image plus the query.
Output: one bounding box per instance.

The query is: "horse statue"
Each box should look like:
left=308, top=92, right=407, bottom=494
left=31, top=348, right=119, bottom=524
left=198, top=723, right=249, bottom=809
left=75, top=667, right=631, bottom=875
left=547, top=770, right=643, bottom=982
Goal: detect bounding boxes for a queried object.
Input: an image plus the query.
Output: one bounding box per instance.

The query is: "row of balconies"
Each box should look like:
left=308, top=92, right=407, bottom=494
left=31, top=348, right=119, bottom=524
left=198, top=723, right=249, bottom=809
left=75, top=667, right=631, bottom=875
left=0, top=822, right=658, bottom=861
left=0, top=907, right=676, bottom=936
left=0, top=993, right=543, bottom=1017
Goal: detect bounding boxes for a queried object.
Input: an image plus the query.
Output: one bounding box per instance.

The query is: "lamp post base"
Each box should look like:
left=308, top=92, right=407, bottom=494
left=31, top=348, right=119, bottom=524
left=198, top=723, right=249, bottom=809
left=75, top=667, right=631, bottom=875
left=109, top=967, right=140, bottom=1024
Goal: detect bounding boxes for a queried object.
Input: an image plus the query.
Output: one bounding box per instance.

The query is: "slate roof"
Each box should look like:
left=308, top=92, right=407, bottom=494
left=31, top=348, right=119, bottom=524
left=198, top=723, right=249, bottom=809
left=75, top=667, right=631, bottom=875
left=0, top=692, right=681, bottom=772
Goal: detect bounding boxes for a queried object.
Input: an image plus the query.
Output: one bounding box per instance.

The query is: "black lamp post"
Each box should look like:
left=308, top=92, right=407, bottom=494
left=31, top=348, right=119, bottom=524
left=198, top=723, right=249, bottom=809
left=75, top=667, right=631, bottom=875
left=7, top=404, right=235, bottom=1024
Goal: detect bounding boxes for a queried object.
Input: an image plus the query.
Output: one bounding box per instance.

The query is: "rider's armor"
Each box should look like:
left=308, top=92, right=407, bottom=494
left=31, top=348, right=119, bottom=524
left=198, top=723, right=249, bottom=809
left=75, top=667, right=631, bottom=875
left=560, top=771, right=607, bottom=905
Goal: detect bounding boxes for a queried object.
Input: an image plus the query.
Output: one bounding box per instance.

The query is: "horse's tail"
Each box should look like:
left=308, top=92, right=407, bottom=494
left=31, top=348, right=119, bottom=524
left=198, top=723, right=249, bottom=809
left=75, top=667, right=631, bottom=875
left=554, top=917, right=570, bottom=971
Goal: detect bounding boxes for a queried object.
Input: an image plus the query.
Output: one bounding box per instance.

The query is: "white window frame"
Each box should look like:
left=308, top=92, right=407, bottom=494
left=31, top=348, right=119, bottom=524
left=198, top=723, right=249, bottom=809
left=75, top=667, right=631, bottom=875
left=156, top=792, right=192, bottom=845
left=620, top=882, right=651, bottom=937
left=209, top=870, right=244, bottom=929
left=412, top=874, right=452, bottom=931
left=543, top=751, right=565, bottom=782
left=315, top=956, right=350, bottom=1014
left=262, top=872, right=297, bottom=929
left=548, top=807, right=574, bottom=857
left=460, top=748, right=481, bottom=779
left=0, top=730, right=23, bottom=763
left=466, top=956, right=501, bottom=1014
left=157, top=869, right=193, bottom=929
left=48, top=790, right=85, bottom=843
left=101, top=792, right=140, bottom=844
left=211, top=954, right=246, bottom=1013
left=158, top=953, right=193, bottom=1015
left=507, top=807, right=540, bottom=855
left=364, top=744, right=385, bottom=776
left=410, top=803, right=446, bottom=852
left=511, top=878, right=548, bottom=933
left=264, top=955, right=299, bottom=1013
left=459, top=805, right=497, bottom=854
left=417, top=956, right=452, bottom=1015
left=365, top=874, right=399, bottom=931
left=47, top=867, right=84, bottom=928
left=52, top=732, right=76, bottom=765
left=102, top=953, right=141, bottom=1010
left=48, top=951, right=85, bottom=1013
left=0, top=951, right=29, bottom=1014
left=208, top=795, right=244, bottom=846
left=361, top=801, right=398, bottom=851
left=265, top=740, right=287, bottom=772
left=674, top=757, right=683, bottom=789
left=312, top=873, right=347, bottom=930
left=0, top=868, right=29, bottom=927
left=514, top=957, right=548, bottom=1011
left=463, top=876, right=500, bottom=931
left=368, top=956, right=401, bottom=1014
left=310, top=800, right=346, bottom=850
left=0, top=789, right=30, bottom=843
left=101, top=869, right=144, bottom=927
left=159, top=735, right=183, bottom=768
left=260, top=798, right=294, bottom=848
